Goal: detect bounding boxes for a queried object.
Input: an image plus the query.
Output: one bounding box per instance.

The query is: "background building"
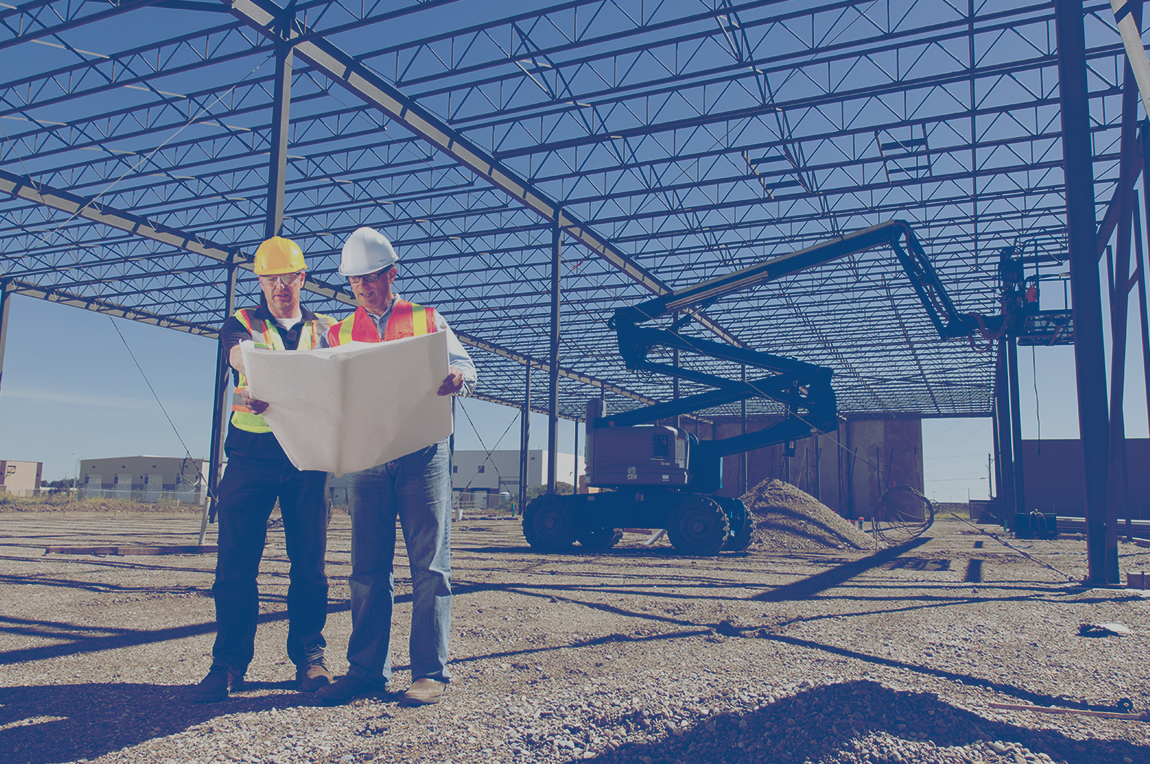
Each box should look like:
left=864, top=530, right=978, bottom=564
left=0, top=460, right=42, bottom=497
left=1020, top=439, right=1150, bottom=520
left=79, top=456, right=208, bottom=504
left=328, top=449, right=582, bottom=511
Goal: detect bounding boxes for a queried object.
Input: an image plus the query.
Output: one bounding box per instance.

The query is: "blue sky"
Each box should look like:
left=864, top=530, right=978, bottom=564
left=1, top=273, right=1146, bottom=502
left=0, top=292, right=577, bottom=483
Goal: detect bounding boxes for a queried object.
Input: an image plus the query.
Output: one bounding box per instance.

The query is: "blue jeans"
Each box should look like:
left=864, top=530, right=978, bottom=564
left=345, top=439, right=452, bottom=686
left=211, top=453, right=329, bottom=674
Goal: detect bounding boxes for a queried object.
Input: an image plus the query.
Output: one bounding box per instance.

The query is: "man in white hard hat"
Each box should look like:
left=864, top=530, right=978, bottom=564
left=191, top=236, right=337, bottom=702
left=316, top=227, right=476, bottom=707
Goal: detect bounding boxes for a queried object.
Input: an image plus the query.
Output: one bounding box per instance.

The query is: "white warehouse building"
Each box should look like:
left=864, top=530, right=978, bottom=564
left=328, top=449, right=582, bottom=510
left=80, top=456, right=209, bottom=504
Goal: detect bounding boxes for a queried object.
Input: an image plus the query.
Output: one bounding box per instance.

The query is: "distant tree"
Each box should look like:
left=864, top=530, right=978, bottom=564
left=43, top=477, right=76, bottom=495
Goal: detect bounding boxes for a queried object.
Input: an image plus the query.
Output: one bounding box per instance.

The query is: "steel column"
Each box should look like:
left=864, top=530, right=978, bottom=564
left=266, top=35, right=294, bottom=238
left=547, top=219, right=561, bottom=494
left=573, top=414, right=580, bottom=493
left=1006, top=336, right=1026, bottom=521
left=202, top=261, right=238, bottom=538
left=994, top=338, right=1015, bottom=528
left=991, top=379, right=1003, bottom=524
left=519, top=365, right=531, bottom=515
left=1138, top=191, right=1150, bottom=512
left=1104, top=43, right=1142, bottom=563
left=741, top=365, right=748, bottom=496
left=0, top=282, right=10, bottom=396
left=1106, top=239, right=1135, bottom=543
left=1056, top=0, right=1111, bottom=584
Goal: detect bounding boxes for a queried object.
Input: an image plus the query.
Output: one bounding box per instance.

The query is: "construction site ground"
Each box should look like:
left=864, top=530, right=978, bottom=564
left=1, top=503, right=1149, bottom=764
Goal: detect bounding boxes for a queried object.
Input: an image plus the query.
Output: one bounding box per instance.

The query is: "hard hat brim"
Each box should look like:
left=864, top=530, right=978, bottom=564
left=260, top=265, right=308, bottom=275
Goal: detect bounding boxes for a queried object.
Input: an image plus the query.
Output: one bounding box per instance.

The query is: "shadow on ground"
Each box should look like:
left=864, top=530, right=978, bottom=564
left=578, top=680, right=1147, bottom=764
left=0, top=681, right=313, bottom=764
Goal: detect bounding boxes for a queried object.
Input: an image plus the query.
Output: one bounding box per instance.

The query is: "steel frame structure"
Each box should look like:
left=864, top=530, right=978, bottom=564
left=0, top=2, right=1138, bottom=436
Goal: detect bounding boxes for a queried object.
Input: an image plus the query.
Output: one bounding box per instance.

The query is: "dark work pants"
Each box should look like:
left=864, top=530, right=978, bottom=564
left=210, top=452, right=329, bottom=675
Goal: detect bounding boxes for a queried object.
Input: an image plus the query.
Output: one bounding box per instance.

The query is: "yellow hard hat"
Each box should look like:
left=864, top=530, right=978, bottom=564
left=254, top=236, right=307, bottom=275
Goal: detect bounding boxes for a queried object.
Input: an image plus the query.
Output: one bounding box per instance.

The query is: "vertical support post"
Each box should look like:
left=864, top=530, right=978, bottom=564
left=547, top=218, right=561, bottom=494
left=1138, top=192, right=1150, bottom=524
left=987, top=453, right=993, bottom=502
left=1056, top=0, right=1110, bottom=584
left=1007, top=337, right=1026, bottom=521
left=1106, top=232, right=1132, bottom=554
left=0, top=282, right=10, bottom=397
left=573, top=413, right=580, bottom=493
left=1103, top=47, right=1143, bottom=566
left=994, top=338, right=1015, bottom=528
left=519, top=365, right=531, bottom=516
left=990, top=397, right=1001, bottom=524
left=266, top=36, right=293, bottom=238
left=201, top=260, right=238, bottom=541
left=814, top=432, right=821, bottom=501
left=740, top=365, right=748, bottom=496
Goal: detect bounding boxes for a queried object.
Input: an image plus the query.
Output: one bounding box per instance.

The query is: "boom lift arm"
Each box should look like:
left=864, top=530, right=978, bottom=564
left=601, top=219, right=1001, bottom=457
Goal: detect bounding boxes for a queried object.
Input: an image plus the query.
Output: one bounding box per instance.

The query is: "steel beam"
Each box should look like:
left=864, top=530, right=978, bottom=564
left=3, top=278, right=216, bottom=335
left=221, top=0, right=744, bottom=347
left=0, top=168, right=651, bottom=404
left=0, top=168, right=241, bottom=266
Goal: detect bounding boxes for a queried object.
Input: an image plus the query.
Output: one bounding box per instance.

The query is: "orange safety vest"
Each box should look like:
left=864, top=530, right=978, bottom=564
left=325, top=301, right=437, bottom=347
left=230, top=308, right=333, bottom=433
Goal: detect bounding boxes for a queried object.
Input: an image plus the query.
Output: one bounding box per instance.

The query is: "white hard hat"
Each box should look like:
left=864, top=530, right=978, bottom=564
left=339, top=227, right=398, bottom=277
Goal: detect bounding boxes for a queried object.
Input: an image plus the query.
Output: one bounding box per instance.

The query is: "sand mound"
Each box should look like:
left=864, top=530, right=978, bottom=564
left=739, top=478, right=872, bottom=552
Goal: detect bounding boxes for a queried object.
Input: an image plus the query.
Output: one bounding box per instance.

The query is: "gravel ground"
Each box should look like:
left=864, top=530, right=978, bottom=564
left=2, top=504, right=1150, bottom=764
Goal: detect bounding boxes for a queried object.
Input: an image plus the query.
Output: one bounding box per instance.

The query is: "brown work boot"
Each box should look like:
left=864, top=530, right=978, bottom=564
left=314, top=673, right=380, bottom=706
left=190, top=666, right=244, bottom=703
left=401, top=678, right=446, bottom=706
left=297, top=659, right=334, bottom=692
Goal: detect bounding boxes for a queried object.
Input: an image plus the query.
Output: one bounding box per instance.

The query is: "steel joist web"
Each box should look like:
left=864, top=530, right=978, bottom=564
left=0, top=1, right=1132, bottom=423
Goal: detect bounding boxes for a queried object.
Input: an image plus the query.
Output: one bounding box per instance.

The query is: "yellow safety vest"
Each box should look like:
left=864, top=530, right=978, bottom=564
left=230, top=308, right=333, bottom=434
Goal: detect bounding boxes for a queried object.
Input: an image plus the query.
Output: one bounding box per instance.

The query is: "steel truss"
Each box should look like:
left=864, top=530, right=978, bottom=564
left=0, top=0, right=1136, bottom=426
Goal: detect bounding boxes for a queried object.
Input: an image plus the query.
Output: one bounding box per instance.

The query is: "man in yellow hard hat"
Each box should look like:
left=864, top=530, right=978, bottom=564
left=191, top=236, right=338, bottom=702
left=314, top=227, right=476, bottom=708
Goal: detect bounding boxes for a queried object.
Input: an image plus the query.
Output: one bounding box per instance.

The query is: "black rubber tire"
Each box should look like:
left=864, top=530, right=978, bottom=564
left=522, top=495, right=576, bottom=552
left=666, top=495, right=729, bottom=555
left=577, top=527, right=623, bottom=550
left=721, top=499, right=754, bottom=552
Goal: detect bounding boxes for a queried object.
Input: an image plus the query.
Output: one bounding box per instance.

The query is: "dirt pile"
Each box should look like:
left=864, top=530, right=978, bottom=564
left=739, top=478, right=872, bottom=552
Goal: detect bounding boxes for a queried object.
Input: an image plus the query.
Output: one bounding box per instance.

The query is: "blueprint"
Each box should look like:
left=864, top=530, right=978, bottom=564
left=240, top=331, right=452, bottom=476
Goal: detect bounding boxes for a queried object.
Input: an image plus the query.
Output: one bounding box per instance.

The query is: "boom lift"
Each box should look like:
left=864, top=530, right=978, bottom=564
left=521, top=220, right=1064, bottom=555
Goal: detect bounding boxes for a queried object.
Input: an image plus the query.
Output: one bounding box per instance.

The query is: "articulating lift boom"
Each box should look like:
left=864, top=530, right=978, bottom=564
left=521, top=220, right=1046, bottom=555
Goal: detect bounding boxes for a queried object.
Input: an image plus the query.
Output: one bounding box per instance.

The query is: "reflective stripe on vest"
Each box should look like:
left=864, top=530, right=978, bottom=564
left=326, top=301, right=436, bottom=347
left=230, top=308, right=332, bottom=434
